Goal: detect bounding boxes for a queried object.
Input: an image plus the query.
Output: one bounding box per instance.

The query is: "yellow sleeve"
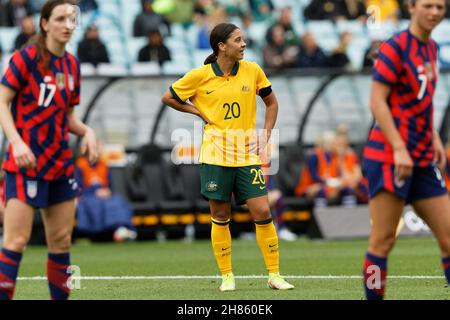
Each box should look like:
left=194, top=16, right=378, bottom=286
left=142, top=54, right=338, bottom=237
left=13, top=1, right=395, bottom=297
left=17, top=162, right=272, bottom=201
left=170, top=68, right=201, bottom=103
left=254, top=62, right=272, bottom=94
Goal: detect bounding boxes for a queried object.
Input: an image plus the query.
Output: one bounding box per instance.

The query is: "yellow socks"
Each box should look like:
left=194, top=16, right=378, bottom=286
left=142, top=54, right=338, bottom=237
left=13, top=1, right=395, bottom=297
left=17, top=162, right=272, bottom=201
left=255, top=218, right=279, bottom=274
left=211, top=218, right=232, bottom=275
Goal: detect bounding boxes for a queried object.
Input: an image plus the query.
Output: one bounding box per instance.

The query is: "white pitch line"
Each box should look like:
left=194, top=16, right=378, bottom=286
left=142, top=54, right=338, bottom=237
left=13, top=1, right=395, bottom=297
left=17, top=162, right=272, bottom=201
left=16, top=275, right=445, bottom=281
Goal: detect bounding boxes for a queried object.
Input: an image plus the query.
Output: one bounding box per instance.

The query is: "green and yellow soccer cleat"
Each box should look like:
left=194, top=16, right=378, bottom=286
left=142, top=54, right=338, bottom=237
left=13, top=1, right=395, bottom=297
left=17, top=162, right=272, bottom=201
left=267, top=272, right=295, bottom=290
left=219, top=272, right=236, bottom=292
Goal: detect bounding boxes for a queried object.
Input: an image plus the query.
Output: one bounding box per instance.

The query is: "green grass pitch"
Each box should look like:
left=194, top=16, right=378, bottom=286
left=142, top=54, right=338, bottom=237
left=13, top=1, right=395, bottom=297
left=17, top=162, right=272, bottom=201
left=13, top=236, right=449, bottom=300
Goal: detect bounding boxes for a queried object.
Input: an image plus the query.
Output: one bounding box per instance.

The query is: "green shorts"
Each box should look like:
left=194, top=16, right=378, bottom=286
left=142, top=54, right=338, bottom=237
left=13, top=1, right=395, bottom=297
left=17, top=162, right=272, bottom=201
left=200, top=164, right=268, bottom=205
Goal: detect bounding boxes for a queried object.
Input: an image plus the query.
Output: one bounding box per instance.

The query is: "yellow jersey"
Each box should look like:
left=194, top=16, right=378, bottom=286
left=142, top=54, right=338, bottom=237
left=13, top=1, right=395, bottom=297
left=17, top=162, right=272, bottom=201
left=170, top=60, right=272, bottom=167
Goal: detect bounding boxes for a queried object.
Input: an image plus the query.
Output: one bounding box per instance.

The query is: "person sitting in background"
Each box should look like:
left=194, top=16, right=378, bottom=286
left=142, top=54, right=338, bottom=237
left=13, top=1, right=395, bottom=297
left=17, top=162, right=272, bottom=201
left=138, top=29, right=171, bottom=66
left=334, top=125, right=368, bottom=204
left=239, top=12, right=256, bottom=49
left=265, top=6, right=298, bottom=46
left=133, top=0, right=171, bottom=37
left=363, top=38, right=383, bottom=68
left=249, top=0, right=274, bottom=21
left=328, top=31, right=352, bottom=69
left=76, top=146, right=137, bottom=242
left=14, top=15, right=36, bottom=50
left=29, top=0, right=46, bottom=14
left=295, top=130, right=367, bottom=207
left=304, top=0, right=349, bottom=21
left=2, top=0, right=33, bottom=27
left=72, top=0, right=98, bottom=13
left=263, top=24, right=298, bottom=69
left=296, top=32, right=328, bottom=68
left=77, top=24, right=110, bottom=67
left=344, top=0, right=367, bottom=21
left=193, top=5, right=211, bottom=49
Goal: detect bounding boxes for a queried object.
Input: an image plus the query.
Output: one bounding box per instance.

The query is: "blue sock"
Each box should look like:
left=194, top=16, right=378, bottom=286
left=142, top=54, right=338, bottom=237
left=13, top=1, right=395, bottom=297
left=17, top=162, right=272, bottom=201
left=47, top=253, right=71, bottom=300
left=363, top=252, right=387, bottom=300
left=442, top=256, right=450, bottom=284
left=0, top=248, right=22, bottom=300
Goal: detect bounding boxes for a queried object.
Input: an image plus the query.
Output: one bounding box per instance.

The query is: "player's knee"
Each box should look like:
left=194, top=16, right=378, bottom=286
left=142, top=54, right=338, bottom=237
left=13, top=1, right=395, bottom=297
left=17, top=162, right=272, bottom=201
left=369, top=233, right=396, bottom=255
left=47, top=231, right=72, bottom=252
left=252, top=206, right=271, bottom=221
left=4, top=235, right=29, bottom=252
left=211, top=211, right=231, bottom=221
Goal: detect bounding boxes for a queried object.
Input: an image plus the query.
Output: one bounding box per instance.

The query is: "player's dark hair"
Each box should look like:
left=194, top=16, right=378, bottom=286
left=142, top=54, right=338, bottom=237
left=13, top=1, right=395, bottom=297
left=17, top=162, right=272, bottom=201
left=31, top=0, right=74, bottom=70
left=204, top=23, right=239, bottom=65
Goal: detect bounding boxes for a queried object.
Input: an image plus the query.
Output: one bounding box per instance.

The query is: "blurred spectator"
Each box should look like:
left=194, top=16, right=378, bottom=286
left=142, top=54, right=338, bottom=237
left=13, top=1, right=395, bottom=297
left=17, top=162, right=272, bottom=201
left=73, top=0, right=98, bottom=13
left=366, top=0, right=400, bottom=23
left=216, top=0, right=249, bottom=16
left=165, top=0, right=195, bottom=24
left=239, top=12, right=256, bottom=49
left=29, top=0, right=46, bottom=14
left=193, top=1, right=227, bottom=49
left=344, top=0, right=367, bottom=20
left=328, top=31, right=352, bottom=68
left=304, top=0, right=348, bottom=21
left=294, top=129, right=367, bottom=207
left=77, top=24, right=110, bottom=67
left=134, top=0, right=171, bottom=37
left=14, top=15, right=36, bottom=50
left=2, top=0, right=33, bottom=27
left=249, top=0, right=274, bottom=21
left=363, top=38, right=383, bottom=67
left=334, top=125, right=368, bottom=204
left=263, top=24, right=298, bottom=69
left=193, top=5, right=210, bottom=49
left=266, top=6, right=298, bottom=46
left=296, top=32, right=328, bottom=68
left=138, top=29, right=171, bottom=66
left=76, top=148, right=137, bottom=242
left=398, top=0, right=410, bottom=19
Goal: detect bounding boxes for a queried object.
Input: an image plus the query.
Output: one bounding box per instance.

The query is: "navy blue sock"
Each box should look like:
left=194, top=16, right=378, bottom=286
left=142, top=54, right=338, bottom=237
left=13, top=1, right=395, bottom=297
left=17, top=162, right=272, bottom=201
left=47, top=253, right=71, bottom=300
left=442, top=256, right=450, bottom=284
left=363, top=252, right=387, bottom=300
left=0, top=248, right=22, bottom=300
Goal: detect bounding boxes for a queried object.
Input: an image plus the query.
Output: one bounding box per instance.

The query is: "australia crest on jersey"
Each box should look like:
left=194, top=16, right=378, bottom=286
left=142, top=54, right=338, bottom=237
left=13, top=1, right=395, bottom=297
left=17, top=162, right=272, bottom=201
left=56, top=72, right=66, bottom=89
left=26, top=181, right=38, bottom=199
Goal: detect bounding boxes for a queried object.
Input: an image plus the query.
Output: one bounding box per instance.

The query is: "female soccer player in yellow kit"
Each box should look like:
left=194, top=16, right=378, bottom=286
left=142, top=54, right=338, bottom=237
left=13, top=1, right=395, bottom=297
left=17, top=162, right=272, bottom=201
left=162, top=23, right=294, bottom=291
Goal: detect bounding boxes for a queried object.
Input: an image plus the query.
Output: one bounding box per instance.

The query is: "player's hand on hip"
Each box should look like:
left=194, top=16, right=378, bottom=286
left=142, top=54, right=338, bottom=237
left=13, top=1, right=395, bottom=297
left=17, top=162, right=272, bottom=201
left=12, top=140, right=36, bottom=169
left=393, top=147, right=413, bottom=182
left=81, top=127, right=98, bottom=164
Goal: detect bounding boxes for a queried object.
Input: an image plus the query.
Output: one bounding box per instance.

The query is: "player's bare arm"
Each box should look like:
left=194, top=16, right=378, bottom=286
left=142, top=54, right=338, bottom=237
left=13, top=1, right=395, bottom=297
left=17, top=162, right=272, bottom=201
left=0, top=84, right=36, bottom=169
left=161, top=89, right=208, bottom=123
left=67, top=107, right=98, bottom=163
left=261, top=91, right=278, bottom=141
left=370, top=80, right=413, bottom=180
left=433, top=129, right=447, bottom=172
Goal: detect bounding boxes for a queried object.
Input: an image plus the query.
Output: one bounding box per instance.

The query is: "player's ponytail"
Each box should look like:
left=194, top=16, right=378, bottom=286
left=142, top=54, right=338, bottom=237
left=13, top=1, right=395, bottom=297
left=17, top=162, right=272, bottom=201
left=204, top=53, right=217, bottom=65
left=204, top=23, right=239, bottom=65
